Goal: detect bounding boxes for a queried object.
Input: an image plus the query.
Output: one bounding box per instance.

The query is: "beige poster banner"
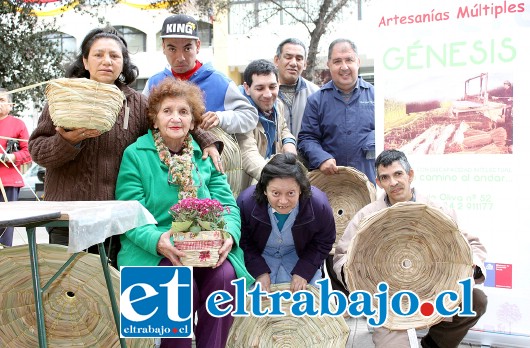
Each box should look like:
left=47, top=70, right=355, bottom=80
left=370, top=0, right=530, bottom=346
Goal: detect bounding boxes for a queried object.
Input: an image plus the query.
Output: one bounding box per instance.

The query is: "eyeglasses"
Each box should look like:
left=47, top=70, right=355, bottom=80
left=167, top=162, right=203, bottom=189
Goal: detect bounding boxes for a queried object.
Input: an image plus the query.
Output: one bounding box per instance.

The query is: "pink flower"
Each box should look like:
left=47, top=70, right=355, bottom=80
left=169, top=198, right=230, bottom=231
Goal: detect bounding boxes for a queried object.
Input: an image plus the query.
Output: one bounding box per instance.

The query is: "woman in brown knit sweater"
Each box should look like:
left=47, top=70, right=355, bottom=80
left=28, top=26, right=221, bottom=267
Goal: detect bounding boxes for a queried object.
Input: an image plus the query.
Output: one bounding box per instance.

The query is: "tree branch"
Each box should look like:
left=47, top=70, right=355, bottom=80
left=266, top=0, right=312, bottom=34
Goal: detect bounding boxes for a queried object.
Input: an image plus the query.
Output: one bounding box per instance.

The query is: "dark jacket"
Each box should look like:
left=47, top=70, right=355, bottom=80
left=237, top=185, right=336, bottom=282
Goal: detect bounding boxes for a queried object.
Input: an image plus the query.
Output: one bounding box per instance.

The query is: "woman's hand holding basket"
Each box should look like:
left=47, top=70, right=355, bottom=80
left=156, top=231, right=187, bottom=266
left=214, top=234, right=233, bottom=268
left=56, top=126, right=100, bottom=145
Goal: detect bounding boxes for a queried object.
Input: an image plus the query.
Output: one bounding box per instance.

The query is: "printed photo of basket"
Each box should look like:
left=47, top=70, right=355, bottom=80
left=172, top=230, right=227, bottom=267
left=343, top=202, right=474, bottom=330
left=208, top=127, right=243, bottom=197
left=226, top=283, right=349, bottom=347
left=308, top=166, right=376, bottom=253
left=45, top=78, right=125, bottom=133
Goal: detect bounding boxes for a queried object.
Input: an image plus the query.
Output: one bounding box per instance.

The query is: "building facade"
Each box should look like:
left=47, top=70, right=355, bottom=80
left=25, top=0, right=374, bottom=127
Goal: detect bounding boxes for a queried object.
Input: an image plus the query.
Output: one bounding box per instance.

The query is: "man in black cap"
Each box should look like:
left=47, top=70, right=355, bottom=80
left=144, top=14, right=258, bottom=135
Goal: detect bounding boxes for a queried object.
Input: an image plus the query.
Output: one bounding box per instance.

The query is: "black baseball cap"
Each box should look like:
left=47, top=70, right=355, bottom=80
left=160, top=14, right=199, bottom=40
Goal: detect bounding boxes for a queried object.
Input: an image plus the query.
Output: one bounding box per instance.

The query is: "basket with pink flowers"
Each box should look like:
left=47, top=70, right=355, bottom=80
left=169, top=198, right=231, bottom=267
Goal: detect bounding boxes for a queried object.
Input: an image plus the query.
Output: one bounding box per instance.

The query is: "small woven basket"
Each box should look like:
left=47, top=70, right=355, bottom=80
left=208, top=127, right=243, bottom=197
left=45, top=78, right=125, bottom=133
left=226, top=283, right=350, bottom=347
left=344, top=202, right=474, bottom=330
left=308, top=166, right=376, bottom=253
left=172, top=230, right=226, bottom=267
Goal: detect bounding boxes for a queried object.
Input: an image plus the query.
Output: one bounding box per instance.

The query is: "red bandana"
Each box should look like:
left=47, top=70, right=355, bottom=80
left=172, top=61, right=202, bottom=81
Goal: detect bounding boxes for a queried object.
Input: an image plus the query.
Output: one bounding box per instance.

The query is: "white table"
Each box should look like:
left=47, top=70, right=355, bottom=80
left=0, top=200, right=156, bottom=347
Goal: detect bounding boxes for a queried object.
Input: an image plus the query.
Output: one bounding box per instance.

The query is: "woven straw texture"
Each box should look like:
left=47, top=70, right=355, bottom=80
left=226, top=283, right=349, bottom=347
left=208, top=127, right=243, bottom=197
left=45, top=78, right=125, bottom=133
left=344, top=202, right=474, bottom=330
left=308, top=166, right=376, bottom=252
left=0, top=244, right=154, bottom=347
left=173, top=230, right=225, bottom=267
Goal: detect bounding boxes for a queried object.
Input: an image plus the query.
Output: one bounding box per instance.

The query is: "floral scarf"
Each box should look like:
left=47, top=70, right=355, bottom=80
left=153, top=129, right=197, bottom=199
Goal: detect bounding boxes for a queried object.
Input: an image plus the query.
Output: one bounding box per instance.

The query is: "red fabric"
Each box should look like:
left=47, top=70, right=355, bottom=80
left=0, top=115, right=31, bottom=187
left=174, top=240, right=224, bottom=250
left=171, top=60, right=202, bottom=80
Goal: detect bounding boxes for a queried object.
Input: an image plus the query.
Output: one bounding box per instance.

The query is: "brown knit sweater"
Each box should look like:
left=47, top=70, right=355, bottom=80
left=29, top=84, right=219, bottom=201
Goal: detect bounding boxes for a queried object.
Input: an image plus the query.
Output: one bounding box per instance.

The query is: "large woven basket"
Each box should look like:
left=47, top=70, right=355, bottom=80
left=208, top=127, right=243, bottom=197
left=226, top=283, right=350, bottom=347
left=308, top=166, right=376, bottom=253
left=0, top=244, right=154, bottom=347
left=172, top=230, right=226, bottom=267
left=344, top=202, right=473, bottom=330
left=45, top=78, right=125, bottom=133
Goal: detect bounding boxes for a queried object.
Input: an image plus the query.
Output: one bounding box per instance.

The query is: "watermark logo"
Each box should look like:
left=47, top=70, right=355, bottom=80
left=206, top=277, right=476, bottom=327
left=120, top=266, right=193, bottom=338
left=120, top=266, right=476, bottom=338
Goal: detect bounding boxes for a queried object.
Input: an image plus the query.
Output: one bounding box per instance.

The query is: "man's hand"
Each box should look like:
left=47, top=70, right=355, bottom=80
left=156, top=231, right=186, bottom=266
left=319, top=158, right=339, bottom=175
left=200, top=112, right=220, bottom=130
left=255, top=273, right=271, bottom=293
left=202, top=144, right=224, bottom=173
left=282, top=143, right=297, bottom=155
left=56, top=127, right=100, bottom=145
left=290, top=274, right=308, bottom=292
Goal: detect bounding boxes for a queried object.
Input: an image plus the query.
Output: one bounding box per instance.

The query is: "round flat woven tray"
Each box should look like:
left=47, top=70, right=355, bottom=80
left=208, top=127, right=243, bottom=197
left=226, top=283, right=349, bottom=348
left=344, top=202, right=473, bottom=330
left=308, top=166, right=376, bottom=253
left=0, top=244, right=154, bottom=347
left=45, top=78, right=125, bottom=133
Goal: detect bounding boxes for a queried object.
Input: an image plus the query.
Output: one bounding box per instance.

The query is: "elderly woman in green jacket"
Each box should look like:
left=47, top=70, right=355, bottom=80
left=115, top=77, right=253, bottom=348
